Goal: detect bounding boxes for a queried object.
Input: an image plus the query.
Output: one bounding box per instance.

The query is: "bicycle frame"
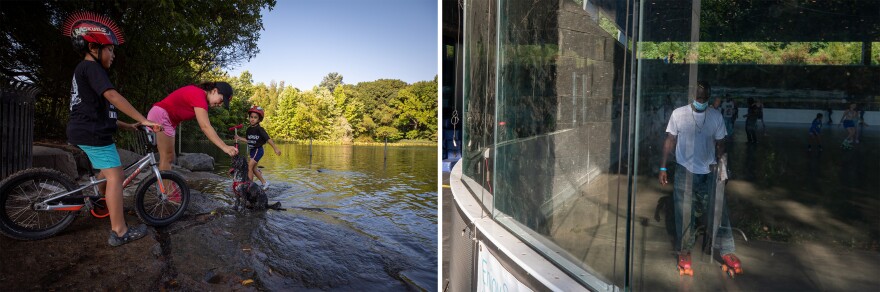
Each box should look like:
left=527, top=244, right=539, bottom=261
left=34, top=127, right=169, bottom=212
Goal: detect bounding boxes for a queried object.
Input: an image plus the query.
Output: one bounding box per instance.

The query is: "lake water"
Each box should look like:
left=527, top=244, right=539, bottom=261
left=181, top=141, right=437, bottom=290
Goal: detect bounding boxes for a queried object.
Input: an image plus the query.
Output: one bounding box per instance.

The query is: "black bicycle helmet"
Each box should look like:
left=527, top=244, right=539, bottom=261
left=62, top=11, right=125, bottom=53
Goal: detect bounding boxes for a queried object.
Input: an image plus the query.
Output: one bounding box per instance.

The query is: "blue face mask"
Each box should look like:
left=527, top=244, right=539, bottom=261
left=693, top=100, right=709, bottom=111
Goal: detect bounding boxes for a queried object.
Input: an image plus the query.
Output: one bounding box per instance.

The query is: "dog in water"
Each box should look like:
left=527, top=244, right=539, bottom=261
left=229, top=155, right=284, bottom=211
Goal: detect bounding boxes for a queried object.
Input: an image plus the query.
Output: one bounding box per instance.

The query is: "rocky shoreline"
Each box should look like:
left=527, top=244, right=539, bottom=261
left=0, top=144, right=267, bottom=290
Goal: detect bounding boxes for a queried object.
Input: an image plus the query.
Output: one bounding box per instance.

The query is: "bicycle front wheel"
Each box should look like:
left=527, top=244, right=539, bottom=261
left=134, top=171, right=189, bottom=226
left=0, top=168, right=78, bottom=240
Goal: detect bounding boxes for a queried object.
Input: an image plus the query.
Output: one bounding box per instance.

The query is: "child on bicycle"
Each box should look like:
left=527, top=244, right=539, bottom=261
left=234, top=106, right=281, bottom=190
left=64, top=12, right=160, bottom=246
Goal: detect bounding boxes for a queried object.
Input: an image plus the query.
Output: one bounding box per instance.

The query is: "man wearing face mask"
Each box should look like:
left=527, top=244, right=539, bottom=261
left=658, top=81, right=741, bottom=277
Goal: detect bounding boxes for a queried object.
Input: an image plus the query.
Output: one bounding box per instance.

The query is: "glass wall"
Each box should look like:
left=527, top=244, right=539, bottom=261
left=462, top=0, right=634, bottom=289
left=457, top=0, right=879, bottom=290
left=631, top=0, right=879, bottom=290
left=461, top=0, right=497, bottom=208
left=493, top=0, right=632, bottom=288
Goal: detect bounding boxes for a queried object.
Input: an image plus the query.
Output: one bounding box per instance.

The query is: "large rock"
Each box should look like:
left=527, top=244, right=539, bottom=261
left=177, top=153, right=214, bottom=171
left=31, top=146, right=78, bottom=179
left=33, top=143, right=92, bottom=177
left=117, top=148, right=145, bottom=168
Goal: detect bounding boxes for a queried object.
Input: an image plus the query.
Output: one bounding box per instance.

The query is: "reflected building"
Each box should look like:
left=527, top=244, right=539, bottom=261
left=442, top=0, right=879, bottom=291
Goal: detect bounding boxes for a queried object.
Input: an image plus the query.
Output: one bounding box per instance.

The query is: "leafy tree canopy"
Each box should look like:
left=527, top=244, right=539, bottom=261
left=1, top=0, right=276, bottom=137
left=3, top=1, right=437, bottom=144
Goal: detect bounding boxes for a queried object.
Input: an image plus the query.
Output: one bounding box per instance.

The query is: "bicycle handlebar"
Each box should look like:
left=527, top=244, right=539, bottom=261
left=135, top=125, right=162, bottom=148
left=137, top=125, right=163, bottom=133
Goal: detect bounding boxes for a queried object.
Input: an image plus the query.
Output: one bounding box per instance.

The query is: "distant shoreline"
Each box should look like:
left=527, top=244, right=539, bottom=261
left=221, top=139, right=437, bottom=147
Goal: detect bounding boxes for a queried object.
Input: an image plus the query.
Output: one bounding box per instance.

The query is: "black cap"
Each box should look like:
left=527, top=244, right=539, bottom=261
left=215, top=82, right=234, bottom=109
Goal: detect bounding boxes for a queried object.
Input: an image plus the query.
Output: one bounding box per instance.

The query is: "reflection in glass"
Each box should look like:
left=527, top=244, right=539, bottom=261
left=455, top=0, right=878, bottom=290
left=491, top=0, right=630, bottom=288
left=633, top=0, right=879, bottom=290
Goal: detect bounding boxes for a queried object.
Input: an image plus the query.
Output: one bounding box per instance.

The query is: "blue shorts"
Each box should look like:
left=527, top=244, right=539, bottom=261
left=843, top=120, right=855, bottom=128
left=78, top=144, right=121, bottom=169
left=249, top=147, right=264, bottom=162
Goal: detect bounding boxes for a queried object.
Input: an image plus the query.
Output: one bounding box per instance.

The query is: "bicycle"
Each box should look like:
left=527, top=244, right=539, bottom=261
left=0, top=126, right=190, bottom=240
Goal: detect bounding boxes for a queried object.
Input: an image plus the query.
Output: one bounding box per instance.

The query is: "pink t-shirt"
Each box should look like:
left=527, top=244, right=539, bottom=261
left=153, top=85, right=208, bottom=127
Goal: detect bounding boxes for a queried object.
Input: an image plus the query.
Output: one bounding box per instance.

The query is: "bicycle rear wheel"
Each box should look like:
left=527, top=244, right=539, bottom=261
left=0, top=168, right=78, bottom=240
left=134, top=171, right=189, bottom=226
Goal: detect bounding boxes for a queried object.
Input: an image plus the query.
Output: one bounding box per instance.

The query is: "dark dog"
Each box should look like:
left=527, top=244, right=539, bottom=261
left=230, top=155, right=284, bottom=211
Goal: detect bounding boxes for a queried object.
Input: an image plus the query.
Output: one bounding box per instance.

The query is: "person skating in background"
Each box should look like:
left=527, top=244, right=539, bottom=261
left=720, top=95, right=736, bottom=137
left=808, top=113, right=823, bottom=152
left=659, top=81, right=739, bottom=277
left=856, top=108, right=867, bottom=144
left=825, top=103, right=833, bottom=125
left=234, top=106, right=282, bottom=190
left=744, top=98, right=760, bottom=144
left=839, top=103, right=858, bottom=149
left=756, top=99, right=766, bottom=135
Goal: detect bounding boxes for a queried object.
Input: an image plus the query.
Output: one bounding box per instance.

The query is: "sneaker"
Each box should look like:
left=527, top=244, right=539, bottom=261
left=262, top=181, right=270, bottom=191
left=108, top=224, right=149, bottom=247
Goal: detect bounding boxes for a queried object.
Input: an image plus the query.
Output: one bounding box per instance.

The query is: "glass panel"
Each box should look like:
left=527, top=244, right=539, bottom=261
left=632, top=0, right=880, bottom=290
left=492, top=0, right=631, bottom=288
left=462, top=0, right=497, bottom=207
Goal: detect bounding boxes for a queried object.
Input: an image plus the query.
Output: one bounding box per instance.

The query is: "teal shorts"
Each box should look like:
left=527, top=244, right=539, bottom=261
left=78, top=144, right=122, bottom=169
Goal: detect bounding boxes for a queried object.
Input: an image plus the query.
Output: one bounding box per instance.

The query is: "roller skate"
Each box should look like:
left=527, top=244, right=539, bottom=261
left=678, top=252, right=693, bottom=276
left=841, top=140, right=853, bottom=150
left=720, top=253, right=743, bottom=278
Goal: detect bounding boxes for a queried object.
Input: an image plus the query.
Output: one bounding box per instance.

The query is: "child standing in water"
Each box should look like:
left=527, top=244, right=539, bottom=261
left=808, top=113, right=823, bottom=152
left=235, top=106, right=281, bottom=190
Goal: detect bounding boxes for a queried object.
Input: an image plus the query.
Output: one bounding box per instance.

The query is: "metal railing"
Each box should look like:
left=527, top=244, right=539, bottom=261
left=1, top=77, right=39, bottom=179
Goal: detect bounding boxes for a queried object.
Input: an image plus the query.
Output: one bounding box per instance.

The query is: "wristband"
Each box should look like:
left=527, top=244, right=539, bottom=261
left=659, top=167, right=667, bottom=171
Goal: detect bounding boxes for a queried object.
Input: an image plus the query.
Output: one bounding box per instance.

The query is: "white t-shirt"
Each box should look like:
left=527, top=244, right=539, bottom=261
left=720, top=100, right=736, bottom=118
left=666, top=105, right=727, bottom=174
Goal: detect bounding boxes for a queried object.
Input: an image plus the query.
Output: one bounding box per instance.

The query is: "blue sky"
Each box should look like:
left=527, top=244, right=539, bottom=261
left=228, top=0, right=438, bottom=89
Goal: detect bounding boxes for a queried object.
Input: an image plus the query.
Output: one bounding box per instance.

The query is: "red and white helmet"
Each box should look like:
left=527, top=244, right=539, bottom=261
left=62, top=11, right=124, bottom=52
left=248, top=106, right=265, bottom=121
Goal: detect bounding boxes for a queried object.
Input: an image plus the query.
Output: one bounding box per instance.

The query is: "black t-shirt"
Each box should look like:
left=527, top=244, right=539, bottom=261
left=246, top=124, right=270, bottom=149
left=67, top=60, right=117, bottom=146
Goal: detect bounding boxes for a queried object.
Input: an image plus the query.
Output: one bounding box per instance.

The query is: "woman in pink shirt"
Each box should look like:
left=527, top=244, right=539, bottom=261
left=147, top=82, right=239, bottom=173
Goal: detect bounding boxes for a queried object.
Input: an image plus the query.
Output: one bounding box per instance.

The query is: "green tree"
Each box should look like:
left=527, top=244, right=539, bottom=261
left=393, top=78, right=438, bottom=139
left=375, top=126, right=402, bottom=141
left=330, top=85, right=354, bottom=142
left=0, top=0, right=276, bottom=138
left=263, top=80, right=285, bottom=116
left=288, top=87, right=333, bottom=140
left=339, top=84, right=368, bottom=139
left=319, top=72, right=344, bottom=93
left=348, top=79, right=407, bottom=140
left=266, top=86, right=299, bottom=140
